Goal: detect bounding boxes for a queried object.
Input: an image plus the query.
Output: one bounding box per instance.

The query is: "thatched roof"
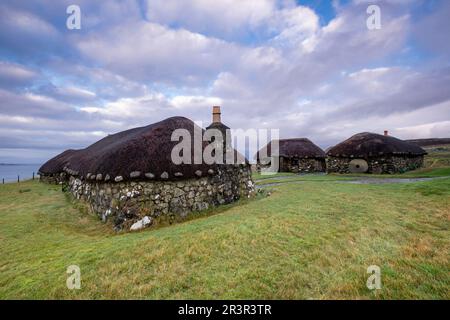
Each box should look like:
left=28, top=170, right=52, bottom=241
left=39, top=149, right=78, bottom=174
left=256, top=138, right=326, bottom=160
left=327, top=132, right=427, bottom=157
left=206, top=122, right=230, bottom=131
left=39, top=117, right=247, bottom=182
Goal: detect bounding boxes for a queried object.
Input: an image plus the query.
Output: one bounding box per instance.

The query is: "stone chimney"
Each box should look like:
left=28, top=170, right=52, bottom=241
left=384, top=130, right=389, bottom=136
left=212, top=106, right=221, bottom=123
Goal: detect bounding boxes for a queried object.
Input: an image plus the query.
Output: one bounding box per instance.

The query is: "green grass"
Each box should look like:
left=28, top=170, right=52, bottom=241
left=330, top=167, right=450, bottom=179
left=254, top=174, right=353, bottom=186
left=423, top=145, right=450, bottom=168
left=253, top=168, right=450, bottom=186
left=0, top=173, right=449, bottom=299
left=252, top=172, right=297, bottom=180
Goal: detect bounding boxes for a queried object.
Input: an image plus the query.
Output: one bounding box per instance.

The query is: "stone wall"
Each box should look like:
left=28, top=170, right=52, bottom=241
left=280, top=157, right=326, bottom=173
left=326, top=155, right=424, bottom=174
left=62, top=165, right=254, bottom=231
left=39, top=172, right=68, bottom=184
left=258, top=157, right=325, bottom=173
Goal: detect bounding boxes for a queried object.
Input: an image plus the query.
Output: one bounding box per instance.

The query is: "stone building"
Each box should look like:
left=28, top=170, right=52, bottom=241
left=39, top=109, right=254, bottom=231
left=326, top=132, right=427, bottom=174
left=256, top=138, right=326, bottom=173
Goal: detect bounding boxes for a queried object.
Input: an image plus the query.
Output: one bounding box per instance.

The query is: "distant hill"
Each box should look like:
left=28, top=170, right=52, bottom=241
left=406, top=138, right=450, bottom=147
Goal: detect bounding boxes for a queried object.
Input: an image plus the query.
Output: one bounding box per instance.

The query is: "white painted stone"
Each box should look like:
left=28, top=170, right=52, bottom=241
left=130, top=171, right=141, bottom=178
left=145, top=172, right=155, bottom=179
left=130, top=216, right=152, bottom=231
left=195, top=170, right=202, bottom=177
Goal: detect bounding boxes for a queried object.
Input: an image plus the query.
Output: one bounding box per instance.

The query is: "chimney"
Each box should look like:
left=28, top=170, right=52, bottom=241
left=212, top=106, right=221, bottom=123
left=384, top=130, right=388, bottom=136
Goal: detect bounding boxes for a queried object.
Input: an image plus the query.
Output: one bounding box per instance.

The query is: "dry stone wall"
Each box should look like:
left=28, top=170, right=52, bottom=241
left=326, top=155, right=424, bottom=174
left=63, top=165, right=254, bottom=231
left=280, top=157, right=325, bottom=173
left=257, top=157, right=325, bottom=173
left=39, top=172, right=68, bottom=184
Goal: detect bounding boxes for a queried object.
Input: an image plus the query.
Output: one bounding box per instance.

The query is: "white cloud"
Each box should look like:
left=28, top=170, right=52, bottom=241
left=0, top=61, right=37, bottom=81
left=0, top=0, right=449, bottom=162
left=0, top=5, right=58, bottom=36
left=76, top=21, right=244, bottom=85
left=146, top=0, right=276, bottom=38
left=396, top=121, right=450, bottom=139
left=39, top=85, right=97, bottom=103
left=80, top=93, right=170, bottom=120
left=414, top=0, right=450, bottom=58
left=170, top=95, right=222, bottom=109
left=269, top=5, right=319, bottom=48
left=0, top=61, right=37, bottom=87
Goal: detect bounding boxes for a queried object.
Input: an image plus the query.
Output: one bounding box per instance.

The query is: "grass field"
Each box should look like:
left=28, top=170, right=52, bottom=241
left=0, top=162, right=449, bottom=299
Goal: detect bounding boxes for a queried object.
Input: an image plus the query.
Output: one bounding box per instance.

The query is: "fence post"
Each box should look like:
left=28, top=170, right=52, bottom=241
left=2, top=178, right=4, bottom=184
left=18, top=175, right=20, bottom=183
left=33, top=172, right=35, bottom=180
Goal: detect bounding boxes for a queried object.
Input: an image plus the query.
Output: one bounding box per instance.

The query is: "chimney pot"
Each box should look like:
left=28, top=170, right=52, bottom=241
left=384, top=130, right=388, bottom=136
left=212, top=106, right=221, bottom=123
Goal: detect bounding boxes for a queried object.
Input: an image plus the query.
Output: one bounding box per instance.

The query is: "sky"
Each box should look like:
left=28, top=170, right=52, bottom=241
left=0, top=0, right=449, bottom=164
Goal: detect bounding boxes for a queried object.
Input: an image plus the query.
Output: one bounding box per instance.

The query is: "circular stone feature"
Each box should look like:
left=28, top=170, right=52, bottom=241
left=349, top=159, right=368, bottom=173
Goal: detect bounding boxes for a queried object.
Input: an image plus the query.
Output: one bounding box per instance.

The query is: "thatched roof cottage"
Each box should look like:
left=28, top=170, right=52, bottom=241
left=326, top=131, right=427, bottom=174
left=256, top=138, right=326, bottom=173
left=39, top=108, right=254, bottom=231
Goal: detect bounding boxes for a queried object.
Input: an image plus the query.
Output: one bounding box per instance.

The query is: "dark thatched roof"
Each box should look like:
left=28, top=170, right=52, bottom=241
left=256, top=138, right=326, bottom=160
left=39, top=117, right=247, bottom=181
left=327, top=132, right=427, bottom=158
left=206, top=122, right=230, bottom=131
left=39, top=149, right=79, bottom=174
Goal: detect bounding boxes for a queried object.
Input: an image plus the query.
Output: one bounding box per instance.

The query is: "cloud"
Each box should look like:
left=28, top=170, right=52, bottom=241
left=0, top=89, right=77, bottom=119
left=269, top=5, right=320, bottom=47
left=80, top=93, right=224, bottom=128
left=396, top=121, right=450, bottom=139
left=322, top=66, right=450, bottom=120
left=0, top=61, right=38, bottom=89
left=0, top=4, right=58, bottom=36
left=145, top=0, right=277, bottom=40
left=413, top=0, right=450, bottom=59
left=38, top=84, right=97, bottom=103
left=0, top=0, right=449, bottom=163
left=0, top=4, right=61, bottom=58
left=81, top=93, right=171, bottom=121
left=76, top=21, right=244, bottom=85
left=43, top=60, right=150, bottom=100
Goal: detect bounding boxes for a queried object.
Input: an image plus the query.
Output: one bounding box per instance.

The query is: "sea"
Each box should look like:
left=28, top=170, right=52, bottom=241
left=0, top=164, right=42, bottom=183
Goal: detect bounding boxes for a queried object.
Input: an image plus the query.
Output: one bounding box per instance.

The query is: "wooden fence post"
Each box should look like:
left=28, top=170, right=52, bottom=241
left=17, top=175, right=20, bottom=183
left=33, top=172, right=35, bottom=180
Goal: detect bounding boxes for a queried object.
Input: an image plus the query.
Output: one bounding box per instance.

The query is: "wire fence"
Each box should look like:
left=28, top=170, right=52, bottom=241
left=2, top=172, right=39, bottom=184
